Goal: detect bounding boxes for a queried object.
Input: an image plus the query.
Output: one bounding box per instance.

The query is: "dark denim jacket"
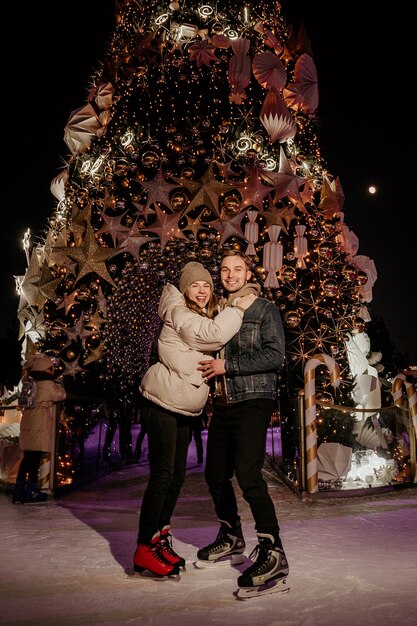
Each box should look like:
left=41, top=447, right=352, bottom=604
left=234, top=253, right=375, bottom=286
left=216, top=297, right=285, bottom=404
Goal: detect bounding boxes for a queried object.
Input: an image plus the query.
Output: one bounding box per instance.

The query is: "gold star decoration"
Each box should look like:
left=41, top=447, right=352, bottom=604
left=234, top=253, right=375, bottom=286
left=261, top=147, right=306, bottom=207
left=140, top=168, right=178, bottom=211
left=142, top=206, right=188, bottom=249
left=318, top=175, right=344, bottom=219
left=207, top=210, right=247, bottom=246
left=58, top=317, right=95, bottom=349
left=95, top=210, right=131, bottom=246
left=180, top=163, right=233, bottom=217
left=16, top=248, right=46, bottom=309
left=56, top=225, right=120, bottom=287
left=62, top=355, right=84, bottom=378
left=56, top=290, right=81, bottom=316
left=183, top=214, right=209, bottom=239
left=119, top=222, right=158, bottom=262
left=237, top=166, right=273, bottom=211
left=43, top=227, right=68, bottom=267
left=262, top=197, right=289, bottom=233
left=83, top=342, right=106, bottom=365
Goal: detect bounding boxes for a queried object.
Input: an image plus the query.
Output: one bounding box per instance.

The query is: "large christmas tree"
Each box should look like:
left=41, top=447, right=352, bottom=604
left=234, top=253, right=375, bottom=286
left=15, top=0, right=388, bottom=477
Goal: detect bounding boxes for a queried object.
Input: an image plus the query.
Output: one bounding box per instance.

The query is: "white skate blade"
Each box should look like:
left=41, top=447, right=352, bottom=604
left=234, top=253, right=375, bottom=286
left=235, top=576, right=290, bottom=599
left=194, top=553, right=245, bottom=568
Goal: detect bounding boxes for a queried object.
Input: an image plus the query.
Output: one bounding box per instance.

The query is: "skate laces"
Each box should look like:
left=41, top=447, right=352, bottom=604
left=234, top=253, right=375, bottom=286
left=148, top=541, right=170, bottom=565
left=205, top=528, right=229, bottom=554
left=246, top=543, right=271, bottom=574
left=160, top=534, right=180, bottom=559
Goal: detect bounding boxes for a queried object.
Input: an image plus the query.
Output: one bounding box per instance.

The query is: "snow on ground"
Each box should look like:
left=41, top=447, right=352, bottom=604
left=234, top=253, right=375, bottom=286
left=1, top=436, right=417, bottom=626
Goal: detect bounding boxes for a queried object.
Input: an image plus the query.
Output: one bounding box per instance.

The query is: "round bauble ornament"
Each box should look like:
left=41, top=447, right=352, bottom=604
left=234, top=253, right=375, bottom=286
left=280, top=266, right=297, bottom=282
left=322, top=278, right=338, bottom=297
left=355, top=271, right=368, bottom=286
left=342, top=264, right=357, bottom=282
left=353, top=316, right=366, bottom=333
left=318, top=242, right=333, bottom=259
left=283, top=310, right=301, bottom=328
left=323, top=222, right=336, bottom=235
left=114, top=159, right=129, bottom=177
left=181, top=167, right=195, bottom=179
left=141, top=151, right=159, bottom=168
left=222, top=194, right=241, bottom=215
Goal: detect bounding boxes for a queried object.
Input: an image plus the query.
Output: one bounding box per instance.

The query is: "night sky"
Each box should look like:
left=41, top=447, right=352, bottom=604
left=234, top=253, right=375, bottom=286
left=2, top=1, right=415, bottom=364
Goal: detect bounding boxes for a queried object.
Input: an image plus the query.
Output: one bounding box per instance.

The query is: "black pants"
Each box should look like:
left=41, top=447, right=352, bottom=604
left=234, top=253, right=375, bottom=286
left=205, top=398, right=280, bottom=536
left=138, top=401, right=190, bottom=543
left=16, top=451, right=44, bottom=484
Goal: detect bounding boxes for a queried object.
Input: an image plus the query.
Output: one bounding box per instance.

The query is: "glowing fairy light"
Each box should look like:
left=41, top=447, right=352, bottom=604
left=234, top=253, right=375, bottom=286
left=90, top=157, right=105, bottom=175
left=121, top=131, right=134, bottom=147
left=81, top=160, right=92, bottom=174
left=22, top=228, right=31, bottom=264
left=199, top=5, right=214, bottom=18
left=155, top=13, right=169, bottom=25
left=236, top=135, right=253, bottom=152
left=224, top=27, right=238, bottom=39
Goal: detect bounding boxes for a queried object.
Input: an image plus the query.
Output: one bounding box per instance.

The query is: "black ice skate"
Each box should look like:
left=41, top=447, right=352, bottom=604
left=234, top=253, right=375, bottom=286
left=195, top=523, right=246, bottom=568
left=235, top=533, right=290, bottom=599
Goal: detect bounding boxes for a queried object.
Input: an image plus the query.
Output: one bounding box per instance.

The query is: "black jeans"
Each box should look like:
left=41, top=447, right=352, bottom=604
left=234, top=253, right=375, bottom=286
left=16, top=450, right=44, bottom=484
left=205, top=398, right=280, bottom=537
left=138, top=400, right=190, bottom=543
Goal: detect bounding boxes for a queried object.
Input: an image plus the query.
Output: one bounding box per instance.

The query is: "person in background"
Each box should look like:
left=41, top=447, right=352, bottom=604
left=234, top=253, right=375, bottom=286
left=196, top=249, right=288, bottom=598
left=12, top=353, right=66, bottom=504
left=133, top=261, right=256, bottom=578
left=187, top=406, right=208, bottom=465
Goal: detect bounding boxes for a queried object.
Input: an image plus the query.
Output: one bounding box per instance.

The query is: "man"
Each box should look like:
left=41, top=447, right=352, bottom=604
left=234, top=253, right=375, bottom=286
left=197, top=249, right=289, bottom=598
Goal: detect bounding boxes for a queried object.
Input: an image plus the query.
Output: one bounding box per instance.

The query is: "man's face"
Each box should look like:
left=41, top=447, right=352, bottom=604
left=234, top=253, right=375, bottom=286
left=220, top=255, right=251, bottom=293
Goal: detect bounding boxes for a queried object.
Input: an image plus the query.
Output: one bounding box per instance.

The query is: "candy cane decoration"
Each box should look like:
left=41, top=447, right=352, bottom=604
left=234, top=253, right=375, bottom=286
left=392, top=373, right=417, bottom=481
left=304, top=354, right=341, bottom=493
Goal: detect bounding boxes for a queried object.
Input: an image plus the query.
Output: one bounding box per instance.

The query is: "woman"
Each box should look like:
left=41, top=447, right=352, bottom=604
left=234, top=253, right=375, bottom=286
left=133, top=261, right=255, bottom=577
left=12, top=352, right=66, bottom=504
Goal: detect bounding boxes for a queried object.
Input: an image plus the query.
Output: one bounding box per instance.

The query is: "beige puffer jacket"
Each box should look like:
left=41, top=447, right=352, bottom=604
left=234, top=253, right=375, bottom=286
left=140, top=284, right=244, bottom=416
left=19, top=379, right=66, bottom=452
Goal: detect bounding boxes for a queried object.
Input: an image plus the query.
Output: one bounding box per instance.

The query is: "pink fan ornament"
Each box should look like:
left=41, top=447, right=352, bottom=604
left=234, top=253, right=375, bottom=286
left=283, top=53, right=319, bottom=114
left=64, top=103, right=102, bottom=155
left=260, top=88, right=297, bottom=144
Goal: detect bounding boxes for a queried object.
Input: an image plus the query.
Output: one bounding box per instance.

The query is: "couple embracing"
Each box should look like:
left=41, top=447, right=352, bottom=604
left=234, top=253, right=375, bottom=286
left=133, top=249, right=289, bottom=598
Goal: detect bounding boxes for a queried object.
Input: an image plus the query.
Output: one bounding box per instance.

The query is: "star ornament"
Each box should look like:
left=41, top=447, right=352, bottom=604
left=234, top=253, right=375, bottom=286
left=142, top=206, right=188, bottom=249
left=238, top=167, right=273, bottom=211
left=58, top=225, right=120, bottom=287
left=119, top=225, right=158, bottom=262
left=261, top=146, right=306, bottom=206
left=182, top=163, right=233, bottom=217
left=208, top=210, right=246, bottom=246
left=95, top=210, right=131, bottom=246
left=140, top=168, right=178, bottom=211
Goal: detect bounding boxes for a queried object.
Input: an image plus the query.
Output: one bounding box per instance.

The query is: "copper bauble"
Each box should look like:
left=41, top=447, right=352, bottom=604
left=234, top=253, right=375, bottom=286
left=322, top=278, right=338, bottom=297
left=280, top=266, right=297, bottom=282
left=342, top=264, right=357, bottom=282
left=318, top=242, right=333, bottom=259
left=141, top=151, right=159, bottom=168
left=355, top=271, right=368, bottom=286
left=284, top=310, right=301, bottom=328
left=222, top=194, right=241, bottom=215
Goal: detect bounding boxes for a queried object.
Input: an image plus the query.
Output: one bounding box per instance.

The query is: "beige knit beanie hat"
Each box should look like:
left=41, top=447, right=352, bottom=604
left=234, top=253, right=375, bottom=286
left=178, top=262, right=214, bottom=294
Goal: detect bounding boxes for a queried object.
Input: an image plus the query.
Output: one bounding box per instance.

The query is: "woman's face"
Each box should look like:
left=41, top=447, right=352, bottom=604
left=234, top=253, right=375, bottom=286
left=186, top=281, right=212, bottom=308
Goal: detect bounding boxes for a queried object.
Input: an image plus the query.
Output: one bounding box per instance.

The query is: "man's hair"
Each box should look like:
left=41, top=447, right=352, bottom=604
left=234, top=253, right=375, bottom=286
left=220, top=249, right=252, bottom=268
